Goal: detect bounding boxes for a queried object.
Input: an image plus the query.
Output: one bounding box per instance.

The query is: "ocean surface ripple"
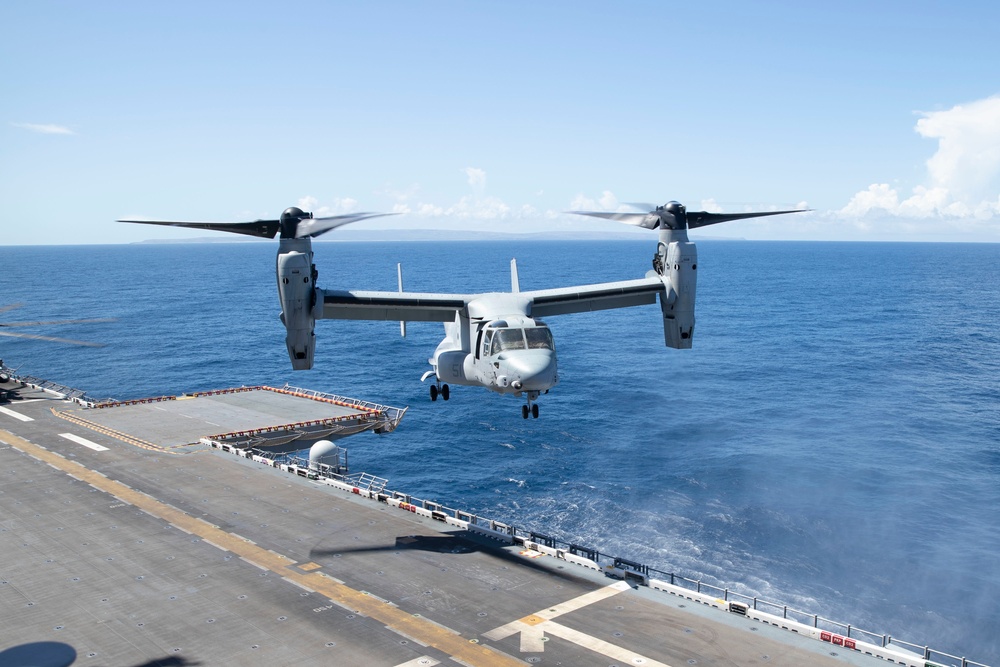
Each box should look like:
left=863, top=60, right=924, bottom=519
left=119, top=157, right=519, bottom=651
left=2, top=240, right=998, bottom=662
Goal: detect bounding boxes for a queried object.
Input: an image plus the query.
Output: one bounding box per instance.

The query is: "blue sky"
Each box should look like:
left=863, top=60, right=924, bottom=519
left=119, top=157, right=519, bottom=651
left=3, top=0, right=999, bottom=244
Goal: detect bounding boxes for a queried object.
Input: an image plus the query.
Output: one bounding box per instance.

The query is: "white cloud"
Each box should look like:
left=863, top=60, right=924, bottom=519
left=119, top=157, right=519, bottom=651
left=445, top=195, right=510, bottom=219
left=568, top=190, right=621, bottom=211
left=12, top=122, right=75, bottom=135
left=416, top=202, right=444, bottom=217
left=840, top=95, right=1000, bottom=221
left=376, top=183, right=421, bottom=202
left=297, top=195, right=359, bottom=216
left=464, top=167, right=486, bottom=192
left=698, top=198, right=724, bottom=213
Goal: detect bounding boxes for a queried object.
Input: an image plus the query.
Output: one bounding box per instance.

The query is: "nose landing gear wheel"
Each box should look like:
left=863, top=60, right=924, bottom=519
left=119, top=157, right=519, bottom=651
left=521, top=405, right=529, bottom=419
left=430, top=385, right=438, bottom=401
left=531, top=404, right=539, bottom=418
left=441, top=384, right=450, bottom=401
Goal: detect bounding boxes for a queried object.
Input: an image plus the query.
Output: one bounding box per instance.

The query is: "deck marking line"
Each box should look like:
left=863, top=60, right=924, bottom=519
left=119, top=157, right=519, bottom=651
left=519, top=624, right=545, bottom=652
left=1, top=428, right=524, bottom=667
left=544, top=620, right=673, bottom=667
left=487, top=581, right=629, bottom=640
left=394, top=657, right=440, bottom=667
left=282, top=576, right=315, bottom=593
left=240, top=556, right=267, bottom=570
left=0, top=406, right=33, bottom=422
left=59, top=433, right=109, bottom=452
left=536, top=580, right=630, bottom=620
left=484, top=580, right=673, bottom=664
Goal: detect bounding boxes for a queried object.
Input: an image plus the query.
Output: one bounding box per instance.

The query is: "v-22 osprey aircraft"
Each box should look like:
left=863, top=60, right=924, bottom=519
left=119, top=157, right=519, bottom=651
left=121, top=201, right=806, bottom=418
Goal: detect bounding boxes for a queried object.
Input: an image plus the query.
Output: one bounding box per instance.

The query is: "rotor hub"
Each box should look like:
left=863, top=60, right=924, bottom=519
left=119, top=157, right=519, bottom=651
left=279, top=207, right=312, bottom=238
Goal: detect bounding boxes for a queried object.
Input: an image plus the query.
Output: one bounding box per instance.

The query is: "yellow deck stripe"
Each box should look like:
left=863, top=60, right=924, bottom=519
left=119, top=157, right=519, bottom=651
left=1, top=430, right=522, bottom=667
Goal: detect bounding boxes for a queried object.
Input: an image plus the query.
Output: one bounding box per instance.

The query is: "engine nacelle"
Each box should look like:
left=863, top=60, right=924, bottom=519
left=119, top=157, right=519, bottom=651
left=277, top=250, right=316, bottom=370
left=658, top=240, right=697, bottom=349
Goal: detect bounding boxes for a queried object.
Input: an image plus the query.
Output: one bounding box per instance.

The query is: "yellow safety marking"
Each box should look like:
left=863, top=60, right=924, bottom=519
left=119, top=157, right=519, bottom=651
left=1, top=430, right=523, bottom=667
left=519, top=615, right=545, bottom=627
left=51, top=408, right=203, bottom=455
left=298, top=562, right=322, bottom=571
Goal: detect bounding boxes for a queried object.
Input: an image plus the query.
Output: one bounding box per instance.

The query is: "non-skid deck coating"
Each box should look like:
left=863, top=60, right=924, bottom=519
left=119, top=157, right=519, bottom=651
left=0, top=385, right=892, bottom=667
left=59, top=388, right=374, bottom=447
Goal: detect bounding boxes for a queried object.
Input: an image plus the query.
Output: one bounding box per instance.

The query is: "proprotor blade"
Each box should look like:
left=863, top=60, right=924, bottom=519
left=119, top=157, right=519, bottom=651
left=0, top=303, right=24, bottom=315
left=295, top=212, right=399, bottom=239
left=118, top=218, right=281, bottom=239
left=685, top=208, right=809, bottom=229
left=565, top=211, right=658, bottom=229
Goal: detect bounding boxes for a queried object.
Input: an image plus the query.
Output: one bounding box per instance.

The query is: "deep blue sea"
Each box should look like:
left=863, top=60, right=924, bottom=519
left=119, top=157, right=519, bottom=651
left=2, top=240, right=998, bottom=663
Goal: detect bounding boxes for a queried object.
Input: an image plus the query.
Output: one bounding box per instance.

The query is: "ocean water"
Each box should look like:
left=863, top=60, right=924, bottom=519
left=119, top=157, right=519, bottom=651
left=1, top=239, right=998, bottom=663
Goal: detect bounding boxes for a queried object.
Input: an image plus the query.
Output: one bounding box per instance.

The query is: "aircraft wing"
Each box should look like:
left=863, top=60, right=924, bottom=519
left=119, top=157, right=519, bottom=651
left=523, top=276, right=666, bottom=317
left=321, top=290, right=471, bottom=322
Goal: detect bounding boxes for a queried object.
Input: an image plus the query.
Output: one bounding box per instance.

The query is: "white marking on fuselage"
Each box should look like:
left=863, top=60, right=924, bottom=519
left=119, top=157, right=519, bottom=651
left=59, top=432, right=109, bottom=451
left=0, top=406, right=33, bottom=422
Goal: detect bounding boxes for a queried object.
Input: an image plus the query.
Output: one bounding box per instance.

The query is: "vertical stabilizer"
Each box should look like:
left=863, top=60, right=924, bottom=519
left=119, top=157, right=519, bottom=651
left=510, top=258, right=520, bottom=293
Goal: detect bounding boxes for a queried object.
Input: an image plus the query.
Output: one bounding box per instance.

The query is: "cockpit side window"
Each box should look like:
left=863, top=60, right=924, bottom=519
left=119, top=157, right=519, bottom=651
left=525, top=327, right=554, bottom=351
left=489, top=330, right=502, bottom=356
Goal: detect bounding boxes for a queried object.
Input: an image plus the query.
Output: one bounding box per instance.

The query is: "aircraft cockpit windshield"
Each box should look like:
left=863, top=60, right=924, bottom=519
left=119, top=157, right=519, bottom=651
left=487, top=325, right=554, bottom=356
left=525, top=327, right=554, bottom=350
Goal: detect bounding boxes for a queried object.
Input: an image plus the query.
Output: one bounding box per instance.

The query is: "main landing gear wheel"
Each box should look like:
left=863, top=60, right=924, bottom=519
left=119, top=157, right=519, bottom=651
left=521, top=405, right=528, bottom=419
left=521, top=403, right=540, bottom=419
left=430, top=384, right=450, bottom=402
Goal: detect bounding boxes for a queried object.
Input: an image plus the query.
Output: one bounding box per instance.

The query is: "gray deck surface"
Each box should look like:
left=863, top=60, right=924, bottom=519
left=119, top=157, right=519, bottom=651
left=0, top=385, right=893, bottom=667
left=60, top=388, right=372, bottom=446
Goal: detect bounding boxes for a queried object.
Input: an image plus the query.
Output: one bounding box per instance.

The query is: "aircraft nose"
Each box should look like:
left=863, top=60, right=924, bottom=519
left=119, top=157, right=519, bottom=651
left=506, top=350, right=557, bottom=391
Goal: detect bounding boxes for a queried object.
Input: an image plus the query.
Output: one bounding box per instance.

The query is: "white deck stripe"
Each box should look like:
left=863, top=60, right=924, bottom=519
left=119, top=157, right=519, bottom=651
left=482, top=580, right=674, bottom=663
left=0, top=406, right=33, bottom=422
left=393, top=657, right=440, bottom=667
left=535, top=580, right=631, bottom=620
left=59, top=432, right=109, bottom=451
left=543, top=621, right=673, bottom=667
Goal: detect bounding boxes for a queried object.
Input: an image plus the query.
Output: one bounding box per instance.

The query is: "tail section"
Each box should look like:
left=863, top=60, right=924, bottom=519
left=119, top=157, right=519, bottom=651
left=510, top=258, right=520, bottom=293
